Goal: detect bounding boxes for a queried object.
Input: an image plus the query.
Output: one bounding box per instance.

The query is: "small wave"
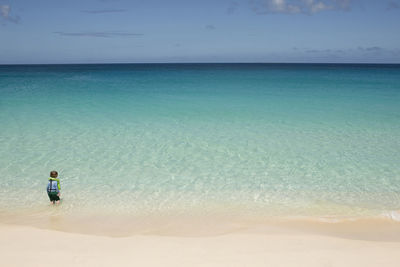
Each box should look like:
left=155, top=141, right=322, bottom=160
left=283, top=213, right=400, bottom=224
left=383, top=211, right=400, bottom=222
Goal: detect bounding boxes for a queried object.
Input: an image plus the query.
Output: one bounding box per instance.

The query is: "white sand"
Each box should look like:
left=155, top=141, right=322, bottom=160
left=1, top=223, right=400, bottom=267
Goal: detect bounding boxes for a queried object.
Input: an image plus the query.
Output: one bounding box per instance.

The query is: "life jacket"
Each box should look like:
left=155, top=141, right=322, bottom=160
left=47, top=178, right=60, bottom=193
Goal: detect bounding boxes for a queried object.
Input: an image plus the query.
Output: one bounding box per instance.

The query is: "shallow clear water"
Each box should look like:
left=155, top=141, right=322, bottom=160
left=1, top=64, right=400, bottom=220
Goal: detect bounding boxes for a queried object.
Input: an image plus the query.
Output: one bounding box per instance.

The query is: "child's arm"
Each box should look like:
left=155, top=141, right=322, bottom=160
left=55, top=178, right=61, bottom=196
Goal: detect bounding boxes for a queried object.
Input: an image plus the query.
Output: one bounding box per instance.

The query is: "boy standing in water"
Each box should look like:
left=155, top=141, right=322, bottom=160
left=47, top=171, right=61, bottom=204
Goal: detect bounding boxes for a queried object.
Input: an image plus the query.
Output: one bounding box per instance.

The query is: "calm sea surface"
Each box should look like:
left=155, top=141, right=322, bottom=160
left=1, top=64, right=400, bottom=221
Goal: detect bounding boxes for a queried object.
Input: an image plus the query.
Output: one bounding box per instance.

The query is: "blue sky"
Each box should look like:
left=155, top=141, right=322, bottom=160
left=1, top=0, right=399, bottom=64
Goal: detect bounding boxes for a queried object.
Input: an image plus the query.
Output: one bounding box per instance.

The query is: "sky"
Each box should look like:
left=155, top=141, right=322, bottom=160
left=0, top=0, right=399, bottom=64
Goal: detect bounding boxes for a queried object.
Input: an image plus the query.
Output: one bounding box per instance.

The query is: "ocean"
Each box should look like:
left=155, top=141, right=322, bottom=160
left=1, top=64, right=400, bottom=232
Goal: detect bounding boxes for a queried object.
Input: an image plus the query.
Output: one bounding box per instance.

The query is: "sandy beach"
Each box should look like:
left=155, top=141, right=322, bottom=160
left=1, top=221, right=400, bottom=267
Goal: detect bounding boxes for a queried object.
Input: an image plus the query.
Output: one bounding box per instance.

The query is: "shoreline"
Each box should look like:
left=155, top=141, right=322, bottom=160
left=1, top=211, right=400, bottom=240
left=1, top=222, right=400, bottom=267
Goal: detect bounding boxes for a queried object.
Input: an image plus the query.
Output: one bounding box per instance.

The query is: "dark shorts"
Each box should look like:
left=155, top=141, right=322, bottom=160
left=47, top=192, right=60, bottom=202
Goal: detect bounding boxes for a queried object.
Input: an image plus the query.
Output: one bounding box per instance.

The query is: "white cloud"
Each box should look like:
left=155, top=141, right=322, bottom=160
left=0, top=5, right=10, bottom=18
left=287, top=4, right=301, bottom=13
left=309, top=2, right=332, bottom=13
left=250, top=0, right=351, bottom=15
left=333, top=0, right=351, bottom=9
left=271, top=0, right=286, bottom=11
left=0, top=4, right=20, bottom=24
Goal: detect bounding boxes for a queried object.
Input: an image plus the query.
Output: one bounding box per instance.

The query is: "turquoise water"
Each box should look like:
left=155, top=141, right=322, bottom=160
left=1, top=64, right=400, bottom=220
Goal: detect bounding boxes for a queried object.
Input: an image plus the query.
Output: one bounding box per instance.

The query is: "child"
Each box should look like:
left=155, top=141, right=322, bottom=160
left=47, top=170, right=61, bottom=204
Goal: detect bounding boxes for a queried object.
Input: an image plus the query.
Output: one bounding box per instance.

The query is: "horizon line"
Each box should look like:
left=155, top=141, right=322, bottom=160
left=1, top=62, right=400, bottom=66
